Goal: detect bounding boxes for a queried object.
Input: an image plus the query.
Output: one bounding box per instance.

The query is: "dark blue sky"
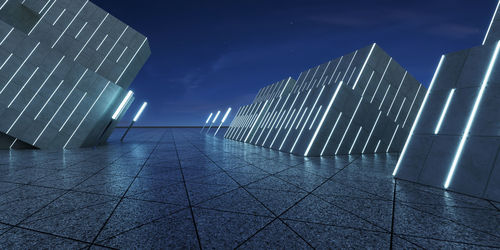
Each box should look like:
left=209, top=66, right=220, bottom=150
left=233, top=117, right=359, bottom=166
left=91, top=0, right=495, bottom=126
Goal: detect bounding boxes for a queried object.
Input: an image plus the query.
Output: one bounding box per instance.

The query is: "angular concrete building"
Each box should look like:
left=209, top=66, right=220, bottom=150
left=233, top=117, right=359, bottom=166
left=0, top=0, right=150, bottom=149
left=393, top=1, right=500, bottom=202
left=225, top=44, right=425, bottom=156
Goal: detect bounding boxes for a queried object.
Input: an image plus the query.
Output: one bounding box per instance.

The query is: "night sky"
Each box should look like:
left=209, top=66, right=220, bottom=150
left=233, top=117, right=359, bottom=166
left=90, top=0, right=495, bottom=126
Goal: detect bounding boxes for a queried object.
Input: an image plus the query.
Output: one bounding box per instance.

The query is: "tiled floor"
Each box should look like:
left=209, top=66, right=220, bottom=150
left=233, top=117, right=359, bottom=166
left=0, top=128, right=498, bottom=249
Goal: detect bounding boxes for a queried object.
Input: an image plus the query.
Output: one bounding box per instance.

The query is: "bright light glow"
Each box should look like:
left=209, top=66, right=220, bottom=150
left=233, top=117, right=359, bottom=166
left=8, top=67, right=39, bottom=108
left=75, top=22, right=87, bottom=39
left=353, top=43, right=376, bottom=90
left=116, top=46, right=128, bottom=63
left=53, top=9, right=66, bottom=26
left=270, top=92, right=300, bottom=147
left=7, top=56, right=65, bottom=134
left=292, top=85, right=326, bottom=152
left=379, top=85, right=391, bottom=110
left=346, top=66, right=357, bottom=86
left=375, top=140, right=381, bottom=152
left=387, top=125, right=399, bottom=152
left=371, top=58, right=392, bottom=103
left=309, top=105, right=322, bottom=130
left=52, top=1, right=88, bottom=48
left=29, top=0, right=56, bottom=35
left=117, top=38, right=147, bottom=84
left=403, top=85, right=422, bottom=128
left=395, top=97, right=406, bottom=122
left=434, top=89, right=455, bottom=134
left=64, top=82, right=110, bottom=149
left=362, top=111, right=382, bottom=153
left=342, top=51, right=358, bottom=82
left=483, top=0, right=500, bottom=45
left=34, top=79, right=64, bottom=120
left=349, top=126, right=363, bottom=154
left=212, top=110, right=221, bottom=123
left=9, top=139, right=16, bottom=150
left=445, top=41, right=500, bottom=189
left=0, top=0, right=9, bottom=10
left=320, top=112, right=342, bottom=156
left=96, top=34, right=108, bottom=51
left=0, top=42, right=40, bottom=94
left=205, top=113, right=213, bottom=124
left=59, top=93, right=87, bottom=132
left=305, top=81, right=343, bottom=156
left=327, top=56, right=344, bottom=85
left=97, top=26, right=128, bottom=71
left=38, top=0, right=51, bottom=13
left=133, top=102, right=148, bottom=122
left=393, top=55, right=445, bottom=176
left=295, top=107, right=308, bottom=130
left=335, top=93, right=363, bottom=155
left=284, top=109, right=296, bottom=129
left=280, top=89, right=312, bottom=150
left=387, top=71, right=407, bottom=116
left=75, top=13, right=109, bottom=61
left=0, top=53, right=12, bottom=70
left=245, top=101, right=267, bottom=142
left=112, top=90, right=134, bottom=120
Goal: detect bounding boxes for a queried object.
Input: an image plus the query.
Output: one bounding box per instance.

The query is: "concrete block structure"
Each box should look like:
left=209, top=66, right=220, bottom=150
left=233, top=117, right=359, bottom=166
left=393, top=1, right=500, bottom=202
left=0, top=0, right=150, bottom=149
left=225, top=44, right=425, bottom=157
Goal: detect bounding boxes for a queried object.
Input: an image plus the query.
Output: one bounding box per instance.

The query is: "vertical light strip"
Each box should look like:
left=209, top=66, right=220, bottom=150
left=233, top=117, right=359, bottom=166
left=434, top=89, right=455, bottom=134
left=75, top=22, right=87, bottom=39
left=375, top=140, right=381, bottom=152
left=341, top=51, right=358, bottom=82
left=445, top=41, right=500, bottom=188
left=335, top=95, right=363, bottom=155
left=96, top=34, right=108, bottom=51
left=295, top=107, right=308, bottom=130
left=362, top=111, right=382, bottom=153
left=9, top=139, right=17, bottom=150
left=96, top=26, right=128, bottom=71
left=256, top=97, right=282, bottom=144
left=0, top=0, right=9, bottom=10
left=270, top=92, right=300, bottom=147
left=7, top=56, right=65, bottom=134
left=112, top=90, right=133, bottom=120
left=353, top=43, right=376, bottom=90
left=255, top=110, right=275, bottom=144
left=38, top=0, right=51, bottom=13
left=237, top=103, right=259, bottom=141
left=371, top=58, right=392, bottom=103
left=309, top=105, right=323, bottom=130
left=53, top=9, right=66, bottom=26
left=320, top=112, right=343, bottom=156
left=64, top=82, right=110, bottom=149
left=316, top=61, right=332, bottom=88
left=52, top=1, right=88, bottom=48
left=28, top=0, right=57, bottom=35
left=386, top=125, right=399, bottom=152
left=327, top=56, right=344, bottom=85
left=116, top=38, right=147, bottom=84
left=403, top=85, right=422, bottom=128
left=379, top=85, right=391, bottom=110
left=291, top=85, right=326, bottom=152
left=387, top=71, right=407, bottom=116
left=394, top=97, right=406, bottom=122
left=59, top=93, right=87, bottom=132
left=245, top=100, right=268, bottom=142
left=34, top=79, right=64, bottom=120
left=346, top=67, right=357, bottom=86
left=0, top=42, right=40, bottom=94
left=284, top=109, right=296, bottom=129
left=215, top=107, right=231, bottom=136
left=393, top=55, right=446, bottom=176
left=483, top=0, right=500, bottom=45
left=75, top=13, right=109, bottom=61
left=0, top=53, right=12, bottom=69
left=116, top=47, right=128, bottom=63
left=280, top=89, right=312, bottom=150
left=305, top=81, right=343, bottom=156
left=349, top=126, right=363, bottom=154
left=8, top=67, right=39, bottom=108
left=212, top=110, right=221, bottom=123
left=205, top=113, right=213, bottom=124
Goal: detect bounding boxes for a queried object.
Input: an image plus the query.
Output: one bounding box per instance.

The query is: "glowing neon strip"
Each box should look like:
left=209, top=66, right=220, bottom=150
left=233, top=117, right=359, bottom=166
left=53, top=9, right=66, bottom=26
left=284, top=109, right=296, bottom=130
left=64, top=82, right=110, bottom=149
left=212, top=110, right=221, bottom=123
left=52, top=1, right=88, bottom=48
left=7, top=56, right=65, bottom=134
left=371, top=58, right=392, bottom=103
left=316, top=61, right=332, bottom=88
left=96, top=34, right=108, bottom=51
left=375, top=140, right=381, bottom=152
left=403, top=85, right=422, bottom=128
left=280, top=89, right=312, bottom=150
left=205, top=113, right=213, bottom=124
left=59, top=93, right=87, bottom=132
left=342, top=51, right=358, bottom=82
left=335, top=95, right=363, bottom=154
left=349, top=126, right=363, bottom=154
left=245, top=100, right=268, bottom=142
left=0, top=42, right=40, bottom=94
left=295, top=107, right=308, bottom=130
left=256, top=97, right=283, bottom=143
left=34, top=79, right=64, bottom=120
left=116, top=47, right=128, bottom=63
left=229, top=107, right=245, bottom=139
left=305, top=81, right=343, bottom=156
left=334, top=71, right=342, bottom=83
left=434, top=89, right=455, bottom=134
left=393, top=55, right=445, bottom=176
left=29, top=0, right=57, bottom=35
left=249, top=102, right=271, bottom=142
left=75, top=13, right=109, bottom=61
left=320, top=112, right=342, bottom=156
left=75, top=22, right=87, bottom=39
left=38, top=0, right=51, bottom=13
left=112, top=90, right=133, bottom=120
left=97, top=26, right=128, bottom=71
left=353, top=43, right=376, bottom=90
left=327, top=56, right=343, bottom=85
left=309, top=105, right=322, bottom=130
left=270, top=92, right=300, bottom=147
left=346, top=66, right=357, bottom=86
left=9, top=139, right=16, bottom=150
left=8, top=67, right=39, bottom=108
left=235, top=105, right=255, bottom=140
left=0, top=53, right=12, bottom=70
left=255, top=110, right=275, bottom=144
left=0, top=0, right=9, bottom=10
left=387, top=125, right=399, bottom=152
left=215, top=108, right=231, bottom=136
left=133, top=102, right=148, bottom=122
left=237, top=104, right=258, bottom=141
left=483, top=0, right=500, bottom=45
left=116, top=38, right=147, bottom=84
left=445, top=41, right=500, bottom=188
left=395, top=97, right=406, bottom=122
left=224, top=107, right=239, bottom=138
left=362, top=111, right=382, bottom=153
left=379, top=85, right=391, bottom=110
left=387, top=71, right=407, bottom=116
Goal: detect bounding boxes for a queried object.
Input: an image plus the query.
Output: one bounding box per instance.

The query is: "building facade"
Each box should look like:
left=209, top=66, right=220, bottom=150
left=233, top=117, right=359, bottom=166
left=0, top=0, right=150, bottom=149
left=225, top=44, right=425, bottom=157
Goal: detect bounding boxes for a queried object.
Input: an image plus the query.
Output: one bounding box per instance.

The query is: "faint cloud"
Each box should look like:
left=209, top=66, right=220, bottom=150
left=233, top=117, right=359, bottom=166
left=428, top=23, right=481, bottom=39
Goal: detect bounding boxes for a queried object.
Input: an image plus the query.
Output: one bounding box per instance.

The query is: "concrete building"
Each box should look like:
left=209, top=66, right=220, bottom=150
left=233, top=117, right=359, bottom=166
left=225, top=44, right=425, bottom=156
left=0, top=0, right=150, bottom=149
left=393, top=1, right=500, bottom=202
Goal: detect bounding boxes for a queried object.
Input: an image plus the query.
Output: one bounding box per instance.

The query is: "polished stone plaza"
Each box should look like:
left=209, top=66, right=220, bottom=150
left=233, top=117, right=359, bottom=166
left=0, top=128, right=498, bottom=248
